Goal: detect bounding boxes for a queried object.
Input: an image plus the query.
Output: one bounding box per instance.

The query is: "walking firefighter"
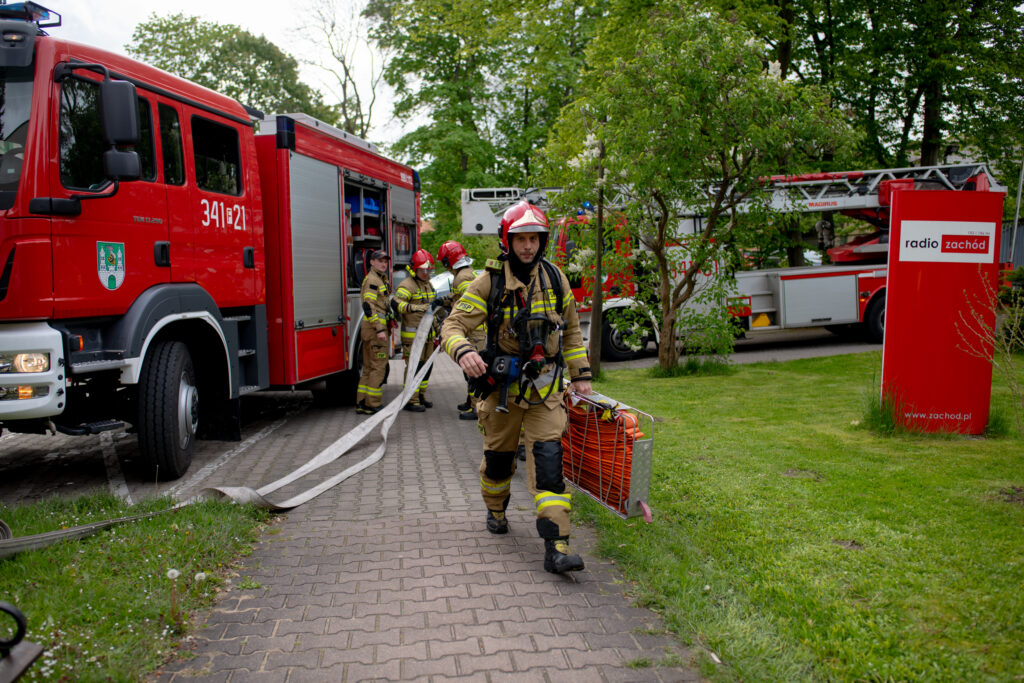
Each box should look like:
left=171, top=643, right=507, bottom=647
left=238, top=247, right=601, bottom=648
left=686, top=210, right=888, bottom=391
left=440, top=200, right=594, bottom=574
left=437, top=240, right=486, bottom=420
left=356, top=250, right=394, bottom=415
left=394, top=249, right=440, bottom=412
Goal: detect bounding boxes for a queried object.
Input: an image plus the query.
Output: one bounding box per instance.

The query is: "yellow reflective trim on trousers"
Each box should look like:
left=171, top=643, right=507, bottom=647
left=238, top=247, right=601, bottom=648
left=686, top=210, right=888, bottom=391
left=401, top=330, right=417, bottom=339
left=534, top=492, right=571, bottom=511
left=481, top=477, right=511, bottom=494
left=357, top=385, right=383, bottom=396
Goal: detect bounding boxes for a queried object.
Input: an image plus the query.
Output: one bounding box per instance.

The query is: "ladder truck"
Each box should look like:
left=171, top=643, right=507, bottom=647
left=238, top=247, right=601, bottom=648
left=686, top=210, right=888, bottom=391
left=0, top=3, right=420, bottom=478
left=461, top=164, right=1006, bottom=360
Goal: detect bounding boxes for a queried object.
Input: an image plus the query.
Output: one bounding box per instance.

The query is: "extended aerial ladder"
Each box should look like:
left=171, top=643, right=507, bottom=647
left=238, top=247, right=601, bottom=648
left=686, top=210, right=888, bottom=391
left=460, top=164, right=1007, bottom=358
left=462, top=164, right=1004, bottom=255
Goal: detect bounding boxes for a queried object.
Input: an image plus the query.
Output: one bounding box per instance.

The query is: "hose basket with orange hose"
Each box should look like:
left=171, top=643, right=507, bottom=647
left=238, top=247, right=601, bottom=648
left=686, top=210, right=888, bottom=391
left=562, top=391, right=654, bottom=521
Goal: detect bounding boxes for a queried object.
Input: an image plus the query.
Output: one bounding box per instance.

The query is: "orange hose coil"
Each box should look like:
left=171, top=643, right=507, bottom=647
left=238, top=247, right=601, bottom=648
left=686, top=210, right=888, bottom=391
left=562, top=401, right=644, bottom=514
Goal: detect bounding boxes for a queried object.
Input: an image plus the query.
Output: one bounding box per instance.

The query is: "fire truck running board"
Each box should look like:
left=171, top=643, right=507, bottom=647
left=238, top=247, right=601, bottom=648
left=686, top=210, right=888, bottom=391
left=238, top=385, right=261, bottom=395
left=55, top=419, right=125, bottom=436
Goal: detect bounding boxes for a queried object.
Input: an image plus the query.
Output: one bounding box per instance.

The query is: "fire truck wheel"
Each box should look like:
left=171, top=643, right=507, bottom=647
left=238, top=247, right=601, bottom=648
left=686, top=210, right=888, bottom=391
left=137, top=341, right=197, bottom=480
left=864, top=294, right=886, bottom=344
left=601, top=316, right=639, bottom=362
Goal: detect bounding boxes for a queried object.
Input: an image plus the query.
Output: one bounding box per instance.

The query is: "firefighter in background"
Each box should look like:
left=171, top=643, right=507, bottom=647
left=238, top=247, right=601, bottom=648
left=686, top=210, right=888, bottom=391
left=436, top=240, right=485, bottom=420
left=355, top=250, right=392, bottom=415
left=440, top=200, right=593, bottom=574
left=394, top=249, right=438, bottom=412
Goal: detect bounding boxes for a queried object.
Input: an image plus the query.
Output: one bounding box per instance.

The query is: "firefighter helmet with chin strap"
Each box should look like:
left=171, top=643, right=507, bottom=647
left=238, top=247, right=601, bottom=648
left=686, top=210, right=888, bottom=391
left=437, top=241, right=471, bottom=270
left=411, top=248, right=435, bottom=270
left=500, top=200, right=549, bottom=255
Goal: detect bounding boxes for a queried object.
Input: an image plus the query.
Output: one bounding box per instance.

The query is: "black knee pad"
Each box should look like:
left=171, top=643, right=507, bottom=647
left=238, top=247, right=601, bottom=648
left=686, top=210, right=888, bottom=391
left=536, top=517, right=561, bottom=539
left=483, top=450, right=515, bottom=481
left=415, top=359, right=433, bottom=381
left=533, top=440, right=565, bottom=493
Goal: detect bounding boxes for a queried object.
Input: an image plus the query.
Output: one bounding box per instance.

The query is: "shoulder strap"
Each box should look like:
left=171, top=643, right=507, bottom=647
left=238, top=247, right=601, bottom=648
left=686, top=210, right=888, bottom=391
left=539, top=259, right=564, bottom=315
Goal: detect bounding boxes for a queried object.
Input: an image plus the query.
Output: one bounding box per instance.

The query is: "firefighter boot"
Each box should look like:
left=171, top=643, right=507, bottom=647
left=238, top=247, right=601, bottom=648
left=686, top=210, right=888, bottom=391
left=404, top=400, right=426, bottom=413
left=457, top=394, right=472, bottom=412
left=356, top=400, right=381, bottom=415
left=459, top=403, right=477, bottom=420
left=516, top=444, right=526, bottom=461
left=419, top=393, right=433, bottom=409
left=543, top=538, right=584, bottom=574
left=486, top=510, right=509, bottom=534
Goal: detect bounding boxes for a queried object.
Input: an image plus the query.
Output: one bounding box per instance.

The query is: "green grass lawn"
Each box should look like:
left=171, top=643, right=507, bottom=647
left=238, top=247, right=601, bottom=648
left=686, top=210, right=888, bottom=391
left=0, top=495, right=268, bottom=681
left=584, top=351, right=1024, bottom=682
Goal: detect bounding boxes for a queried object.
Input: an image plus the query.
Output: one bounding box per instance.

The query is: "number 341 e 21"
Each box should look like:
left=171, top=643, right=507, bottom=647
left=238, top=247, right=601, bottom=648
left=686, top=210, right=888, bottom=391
left=200, top=199, right=247, bottom=230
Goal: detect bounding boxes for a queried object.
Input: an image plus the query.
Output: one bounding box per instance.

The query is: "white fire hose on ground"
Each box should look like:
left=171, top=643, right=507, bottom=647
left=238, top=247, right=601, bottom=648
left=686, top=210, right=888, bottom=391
left=0, top=312, right=439, bottom=560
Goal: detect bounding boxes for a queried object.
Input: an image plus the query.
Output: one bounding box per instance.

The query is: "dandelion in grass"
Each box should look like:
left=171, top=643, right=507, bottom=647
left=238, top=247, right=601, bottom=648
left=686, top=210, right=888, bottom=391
left=166, top=568, right=181, bottom=628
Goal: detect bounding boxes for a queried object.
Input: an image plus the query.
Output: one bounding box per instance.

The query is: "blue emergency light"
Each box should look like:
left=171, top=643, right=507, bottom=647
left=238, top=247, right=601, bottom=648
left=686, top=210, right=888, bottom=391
left=0, top=2, right=61, bottom=28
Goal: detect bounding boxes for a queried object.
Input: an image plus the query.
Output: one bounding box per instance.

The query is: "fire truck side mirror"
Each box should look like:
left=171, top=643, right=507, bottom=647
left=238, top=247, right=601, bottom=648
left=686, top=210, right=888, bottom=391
left=103, top=149, right=140, bottom=182
left=98, top=79, right=139, bottom=146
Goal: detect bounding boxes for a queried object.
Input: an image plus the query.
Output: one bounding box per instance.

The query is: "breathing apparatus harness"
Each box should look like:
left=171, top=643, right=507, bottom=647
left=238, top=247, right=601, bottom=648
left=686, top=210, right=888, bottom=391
left=471, top=257, right=566, bottom=413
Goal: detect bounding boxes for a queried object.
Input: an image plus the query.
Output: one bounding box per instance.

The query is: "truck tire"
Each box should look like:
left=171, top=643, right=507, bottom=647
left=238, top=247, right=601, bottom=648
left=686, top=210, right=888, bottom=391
left=601, top=315, right=639, bottom=361
left=864, top=294, right=886, bottom=343
left=137, top=341, right=197, bottom=481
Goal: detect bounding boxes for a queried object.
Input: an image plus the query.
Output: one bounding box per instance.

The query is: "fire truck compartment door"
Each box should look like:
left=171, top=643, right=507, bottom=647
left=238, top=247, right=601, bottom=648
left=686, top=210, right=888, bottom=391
left=781, top=273, right=860, bottom=326
left=289, top=153, right=344, bottom=331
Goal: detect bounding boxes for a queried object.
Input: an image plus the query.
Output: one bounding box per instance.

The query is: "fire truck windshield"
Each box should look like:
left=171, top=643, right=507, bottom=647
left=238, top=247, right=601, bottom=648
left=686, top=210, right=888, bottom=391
left=0, top=66, right=32, bottom=211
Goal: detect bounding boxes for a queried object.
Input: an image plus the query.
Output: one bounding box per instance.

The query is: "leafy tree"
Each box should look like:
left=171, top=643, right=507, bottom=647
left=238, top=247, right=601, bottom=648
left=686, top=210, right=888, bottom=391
left=364, top=0, right=604, bottom=253
left=545, top=2, right=851, bottom=371
left=723, top=0, right=1024, bottom=176
left=364, top=0, right=503, bottom=244
left=128, top=13, right=339, bottom=123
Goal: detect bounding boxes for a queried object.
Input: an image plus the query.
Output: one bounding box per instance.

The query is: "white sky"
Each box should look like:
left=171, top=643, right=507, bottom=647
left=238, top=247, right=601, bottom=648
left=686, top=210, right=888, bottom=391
left=48, top=0, right=400, bottom=144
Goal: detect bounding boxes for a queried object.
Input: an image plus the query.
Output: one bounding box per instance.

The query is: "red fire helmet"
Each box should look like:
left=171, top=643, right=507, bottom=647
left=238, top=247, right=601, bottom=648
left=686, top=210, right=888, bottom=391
left=500, top=200, right=549, bottom=253
left=411, top=248, right=435, bottom=270
left=436, top=240, right=468, bottom=269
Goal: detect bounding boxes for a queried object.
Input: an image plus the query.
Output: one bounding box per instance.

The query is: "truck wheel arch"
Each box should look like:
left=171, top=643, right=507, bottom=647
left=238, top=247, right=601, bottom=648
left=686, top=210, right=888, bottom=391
left=109, top=285, right=232, bottom=397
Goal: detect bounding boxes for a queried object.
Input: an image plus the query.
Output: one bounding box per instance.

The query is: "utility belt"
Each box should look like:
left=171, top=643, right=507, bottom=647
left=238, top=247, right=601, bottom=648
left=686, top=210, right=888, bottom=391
left=469, top=348, right=563, bottom=413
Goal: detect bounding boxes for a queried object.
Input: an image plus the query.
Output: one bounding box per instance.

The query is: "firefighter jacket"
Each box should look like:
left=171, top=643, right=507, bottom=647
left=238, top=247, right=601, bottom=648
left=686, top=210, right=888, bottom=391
left=450, top=266, right=485, bottom=345
left=360, top=269, right=391, bottom=334
left=441, top=258, right=591, bottom=408
left=394, top=269, right=436, bottom=342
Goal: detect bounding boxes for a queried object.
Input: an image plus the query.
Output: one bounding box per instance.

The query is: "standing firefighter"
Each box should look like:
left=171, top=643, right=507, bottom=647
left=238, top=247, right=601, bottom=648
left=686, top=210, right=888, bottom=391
left=394, top=249, right=438, bottom=412
left=355, top=250, right=392, bottom=415
left=437, top=240, right=485, bottom=420
left=441, top=201, right=593, bottom=574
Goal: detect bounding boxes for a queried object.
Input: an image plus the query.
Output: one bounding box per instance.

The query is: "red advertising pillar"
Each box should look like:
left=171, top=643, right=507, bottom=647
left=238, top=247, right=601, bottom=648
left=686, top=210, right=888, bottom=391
left=882, top=189, right=1005, bottom=434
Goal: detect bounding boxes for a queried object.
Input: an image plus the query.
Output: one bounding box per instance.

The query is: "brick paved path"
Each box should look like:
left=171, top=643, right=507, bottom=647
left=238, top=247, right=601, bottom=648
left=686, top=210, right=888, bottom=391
left=155, top=355, right=698, bottom=682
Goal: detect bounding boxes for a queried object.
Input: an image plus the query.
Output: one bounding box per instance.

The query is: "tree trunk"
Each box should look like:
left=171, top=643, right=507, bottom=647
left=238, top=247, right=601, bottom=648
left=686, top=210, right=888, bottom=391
left=919, top=75, right=943, bottom=166
left=657, top=314, right=677, bottom=370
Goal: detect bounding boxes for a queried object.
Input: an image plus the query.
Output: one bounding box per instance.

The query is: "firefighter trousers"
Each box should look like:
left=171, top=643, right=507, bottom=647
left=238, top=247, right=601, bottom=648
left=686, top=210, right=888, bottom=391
left=401, top=335, right=433, bottom=402
left=356, top=325, right=389, bottom=408
left=477, top=391, right=571, bottom=539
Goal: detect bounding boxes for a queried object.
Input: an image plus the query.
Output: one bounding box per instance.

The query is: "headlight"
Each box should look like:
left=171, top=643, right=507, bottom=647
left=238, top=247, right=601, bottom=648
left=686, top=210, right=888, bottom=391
left=0, top=352, right=50, bottom=373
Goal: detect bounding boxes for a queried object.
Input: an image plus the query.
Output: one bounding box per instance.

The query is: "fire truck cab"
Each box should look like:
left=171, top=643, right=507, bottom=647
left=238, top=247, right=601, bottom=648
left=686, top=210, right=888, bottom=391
left=0, top=3, right=420, bottom=479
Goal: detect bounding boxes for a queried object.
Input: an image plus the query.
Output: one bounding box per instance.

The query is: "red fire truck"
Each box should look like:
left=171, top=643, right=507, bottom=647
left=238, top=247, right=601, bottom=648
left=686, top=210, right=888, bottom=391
left=461, top=164, right=1006, bottom=359
left=0, top=3, right=420, bottom=478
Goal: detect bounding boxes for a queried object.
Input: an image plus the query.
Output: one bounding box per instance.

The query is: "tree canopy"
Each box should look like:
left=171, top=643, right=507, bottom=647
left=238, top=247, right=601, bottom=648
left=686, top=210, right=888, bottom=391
left=128, top=13, right=339, bottom=123
left=544, top=1, right=852, bottom=369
